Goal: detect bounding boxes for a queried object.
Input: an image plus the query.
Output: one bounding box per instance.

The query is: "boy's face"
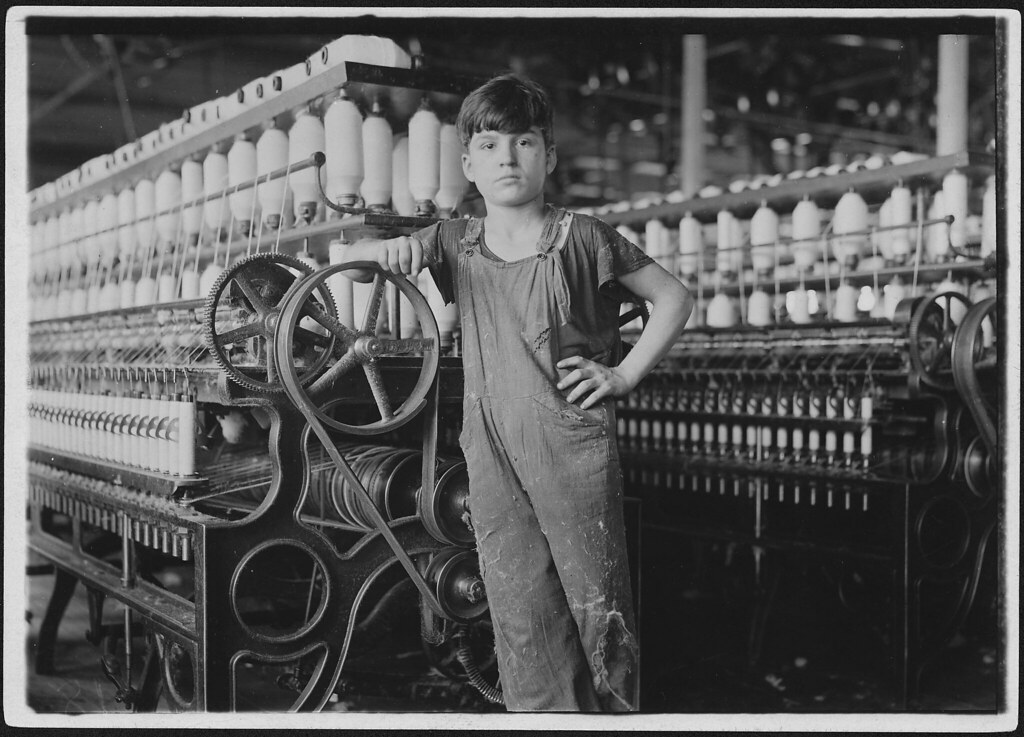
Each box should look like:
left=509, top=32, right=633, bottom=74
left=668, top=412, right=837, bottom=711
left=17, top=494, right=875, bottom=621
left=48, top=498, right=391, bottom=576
left=462, top=127, right=556, bottom=209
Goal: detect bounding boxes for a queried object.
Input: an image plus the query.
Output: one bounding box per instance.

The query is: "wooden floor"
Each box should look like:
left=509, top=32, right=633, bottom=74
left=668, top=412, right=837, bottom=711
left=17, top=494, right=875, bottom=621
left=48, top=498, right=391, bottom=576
left=18, top=550, right=1002, bottom=717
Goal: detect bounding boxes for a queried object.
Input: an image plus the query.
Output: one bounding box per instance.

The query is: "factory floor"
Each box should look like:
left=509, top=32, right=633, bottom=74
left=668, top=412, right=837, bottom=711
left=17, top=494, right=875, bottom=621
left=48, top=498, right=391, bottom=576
left=18, top=539, right=1002, bottom=718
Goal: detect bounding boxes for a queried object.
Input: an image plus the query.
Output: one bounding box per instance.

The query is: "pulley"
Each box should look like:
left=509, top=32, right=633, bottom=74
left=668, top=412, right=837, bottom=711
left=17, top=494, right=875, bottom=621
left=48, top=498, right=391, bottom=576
left=418, top=459, right=474, bottom=546
left=274, top=261, right=439, bottom=436
left=425, top=547, right=488, bottom=623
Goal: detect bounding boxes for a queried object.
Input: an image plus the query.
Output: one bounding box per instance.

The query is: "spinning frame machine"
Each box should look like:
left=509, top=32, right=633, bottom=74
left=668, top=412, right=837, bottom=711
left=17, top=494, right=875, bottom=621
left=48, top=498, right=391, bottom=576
left=602, top=152, right=1002, bottom=706
left=24, top=32, right=1004, bottom=712
left=26, top=38, right=501, bottom=711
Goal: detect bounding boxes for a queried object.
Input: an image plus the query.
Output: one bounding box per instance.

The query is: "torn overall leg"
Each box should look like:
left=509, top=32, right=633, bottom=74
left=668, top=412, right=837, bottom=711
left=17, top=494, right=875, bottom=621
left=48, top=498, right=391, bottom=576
left=464, top=397, right=639, bottom=711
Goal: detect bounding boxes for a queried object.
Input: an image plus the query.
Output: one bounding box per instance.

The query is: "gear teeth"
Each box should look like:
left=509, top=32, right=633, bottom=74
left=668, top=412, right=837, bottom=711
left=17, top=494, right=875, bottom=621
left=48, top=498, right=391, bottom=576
left=202, top=252, right=331, bottom=394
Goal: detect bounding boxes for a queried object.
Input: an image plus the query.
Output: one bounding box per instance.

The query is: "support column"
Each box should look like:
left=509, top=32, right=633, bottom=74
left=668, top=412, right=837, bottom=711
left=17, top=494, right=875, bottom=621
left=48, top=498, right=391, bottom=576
left=681, top=35, right=706, bottom=199
left=936, top=35, right=970, bottom=155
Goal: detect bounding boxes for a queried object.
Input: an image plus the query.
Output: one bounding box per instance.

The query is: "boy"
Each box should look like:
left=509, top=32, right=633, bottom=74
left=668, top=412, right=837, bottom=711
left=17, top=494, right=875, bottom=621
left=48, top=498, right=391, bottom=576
left=344, top=74, right=693, bottom=711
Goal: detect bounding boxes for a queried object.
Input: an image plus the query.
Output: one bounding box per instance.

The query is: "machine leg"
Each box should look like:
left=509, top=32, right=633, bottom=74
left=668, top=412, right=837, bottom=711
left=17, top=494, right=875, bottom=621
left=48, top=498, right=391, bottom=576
left=34, top=568, right=78, bottom=675
left=747, top=552, right=784, bottom=669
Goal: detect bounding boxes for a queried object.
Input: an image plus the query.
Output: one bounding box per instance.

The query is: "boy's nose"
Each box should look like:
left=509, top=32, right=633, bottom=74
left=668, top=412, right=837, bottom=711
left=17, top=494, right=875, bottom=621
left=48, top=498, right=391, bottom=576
left=498, top=139, right=518, bottom=163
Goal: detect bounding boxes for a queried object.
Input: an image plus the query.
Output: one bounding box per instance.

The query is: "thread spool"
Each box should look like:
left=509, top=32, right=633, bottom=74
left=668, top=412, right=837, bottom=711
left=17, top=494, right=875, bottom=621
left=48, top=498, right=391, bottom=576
left=832, top=189, right=868, bottom=267
left=750, top=201, right=778, bottom=274
left=436, top=123, right=468, bottom=217
left=889, top=183, right=913, bottom=263
left=705, top=292, right=738, bottom=328
left=289, top=106, right=327, bottom=224
left=791, top=197, right=820, bottom=272
left=677, top=213, right=703, bottom=278
left=746, top=288, right=773, bottom=326
left=81, top=200, right=99, bottom=265
left=874, top=196, right=893, bottom=262
left=97, top=192, right=119, bottom=262
left=408, top=99, right=441, bottom=216
left=942, top=169, right=969, bottom=250
left=117, top=188, right=136, bottom=260
left=178, top=396, right=196, bottom=477
left=981, top=174, right=996, bottom=258
left=715, top=210, right=740, bottom=275
left=154, top=167, right=183, bottom=246
left=180, top=158, right=204, bottom=244
left=180, top=269, right=201, bottom=300
left=101, top=280, right=121, bottom=311
left=883, top=275, right=906, bottom=320
left=934, top=273, right=968, bottom=323
left=327, top=239, right=355, bottom=327
left=228, top=133, right=258, bottom=236
left=391, top=135, right=416, bottom=217
left=202, top=146, right=231, bottom=235
left=256, top=122, right=289, bottom=229
left=925, top=190, right=949, bottom=262
left=135, top=274, right=157, bottom=307
left=834, top=280, right=859, bottom=322
left=158, top=272, right=178, bottom=303
left=86, top=283, right=102, bottom=314
left=787, top=287, right=811, bottom=324
left=361, top=100, right=394, bottom=211
left=199, top=263, right=224, bottom=298
left=324, top=89, right=364, bottom=207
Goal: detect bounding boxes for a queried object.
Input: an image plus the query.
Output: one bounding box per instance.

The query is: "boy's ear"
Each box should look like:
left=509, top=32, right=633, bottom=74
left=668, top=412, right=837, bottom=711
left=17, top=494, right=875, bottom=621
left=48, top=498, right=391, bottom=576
left=546, top=145, right=557, bottom=174
left=462, top=152, right=475, bottom=182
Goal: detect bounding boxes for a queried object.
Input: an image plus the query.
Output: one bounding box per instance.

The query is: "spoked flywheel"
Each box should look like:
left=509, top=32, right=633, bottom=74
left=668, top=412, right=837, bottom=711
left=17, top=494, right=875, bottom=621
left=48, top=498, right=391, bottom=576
left=903, top=290, right=973, bottom=391
left=274, top=261, right=440, bottom=435
left=204, top=252, right=337, bottom=393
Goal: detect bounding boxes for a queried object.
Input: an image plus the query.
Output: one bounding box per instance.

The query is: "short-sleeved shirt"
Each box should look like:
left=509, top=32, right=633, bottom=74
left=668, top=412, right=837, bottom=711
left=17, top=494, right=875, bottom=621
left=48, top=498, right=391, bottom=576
left=414, top=209, right=653, bottom=367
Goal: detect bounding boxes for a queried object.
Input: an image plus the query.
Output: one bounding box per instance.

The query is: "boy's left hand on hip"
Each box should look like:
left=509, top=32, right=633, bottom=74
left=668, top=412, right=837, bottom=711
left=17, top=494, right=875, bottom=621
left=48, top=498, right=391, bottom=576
left=556, top=356, right=633, bottom=409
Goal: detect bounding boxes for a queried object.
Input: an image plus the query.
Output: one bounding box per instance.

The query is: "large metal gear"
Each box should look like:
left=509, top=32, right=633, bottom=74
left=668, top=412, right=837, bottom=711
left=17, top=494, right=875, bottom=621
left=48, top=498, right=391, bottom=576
left=274, top=261, right=440, bottom=436
left=903, top=290, right=973, bottom=392
left=203, top=252, right=337, bottom=393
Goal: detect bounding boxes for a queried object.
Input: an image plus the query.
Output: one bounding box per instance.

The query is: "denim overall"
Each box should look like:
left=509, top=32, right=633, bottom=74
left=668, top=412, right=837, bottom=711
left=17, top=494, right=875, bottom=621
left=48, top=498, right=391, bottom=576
left=455, top=206, right=638, bottom=711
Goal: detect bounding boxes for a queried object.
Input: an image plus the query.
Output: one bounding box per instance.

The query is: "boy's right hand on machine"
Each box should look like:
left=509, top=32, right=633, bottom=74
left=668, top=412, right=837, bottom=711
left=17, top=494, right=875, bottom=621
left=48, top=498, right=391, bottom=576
left=374, top=236, right=424, bottom=277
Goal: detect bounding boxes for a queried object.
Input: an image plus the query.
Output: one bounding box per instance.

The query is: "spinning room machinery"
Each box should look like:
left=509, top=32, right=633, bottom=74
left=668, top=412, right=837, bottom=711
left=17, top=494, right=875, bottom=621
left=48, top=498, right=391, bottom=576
left=22, top=32, right=1004, bottom=711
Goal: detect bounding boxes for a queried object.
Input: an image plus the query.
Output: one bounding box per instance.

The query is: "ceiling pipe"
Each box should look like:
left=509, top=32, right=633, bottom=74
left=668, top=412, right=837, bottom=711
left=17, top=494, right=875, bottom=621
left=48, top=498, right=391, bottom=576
left=680, top=34, right=706, bottom=199
left=936, top=35, right=969, bottom=156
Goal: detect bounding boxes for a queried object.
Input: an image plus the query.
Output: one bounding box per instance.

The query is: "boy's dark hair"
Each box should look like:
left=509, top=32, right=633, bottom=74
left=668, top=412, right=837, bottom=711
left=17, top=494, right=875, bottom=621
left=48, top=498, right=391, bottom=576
left=456, top=73, right=555, bottom=149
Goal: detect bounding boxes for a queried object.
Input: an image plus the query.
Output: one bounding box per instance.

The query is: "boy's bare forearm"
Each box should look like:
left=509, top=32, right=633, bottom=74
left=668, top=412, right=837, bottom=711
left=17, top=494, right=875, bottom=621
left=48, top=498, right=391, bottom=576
left=615, top=284, right=693, bottom=390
